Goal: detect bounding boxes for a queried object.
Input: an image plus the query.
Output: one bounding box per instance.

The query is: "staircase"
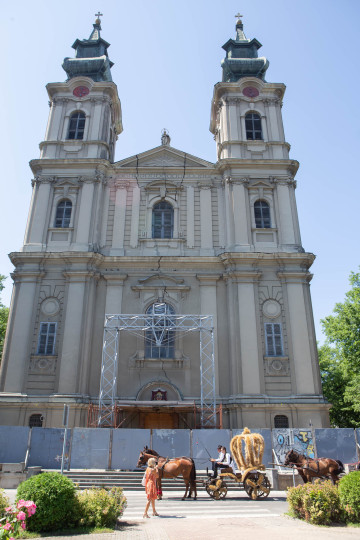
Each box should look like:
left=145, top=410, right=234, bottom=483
left=62, top=470, right=209, bottom=491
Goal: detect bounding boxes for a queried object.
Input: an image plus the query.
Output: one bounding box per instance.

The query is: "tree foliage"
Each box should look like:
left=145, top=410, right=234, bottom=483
left=318, top=270, right=360, bottom=427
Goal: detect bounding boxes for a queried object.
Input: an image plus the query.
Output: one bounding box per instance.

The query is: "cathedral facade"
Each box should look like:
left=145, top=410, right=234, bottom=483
left=0, top=16, right=330, bottom=429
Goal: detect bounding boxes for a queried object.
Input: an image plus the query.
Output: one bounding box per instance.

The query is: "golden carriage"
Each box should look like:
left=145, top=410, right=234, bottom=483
left=205, top=428, right=271, bottom=500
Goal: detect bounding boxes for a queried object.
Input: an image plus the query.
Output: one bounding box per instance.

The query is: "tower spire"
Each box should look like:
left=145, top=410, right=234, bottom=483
left=62, top=15, right=114, bottom=82
left=220, top=14, right=269, bottom=82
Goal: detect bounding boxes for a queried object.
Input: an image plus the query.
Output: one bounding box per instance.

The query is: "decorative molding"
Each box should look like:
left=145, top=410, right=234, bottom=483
left=129, top=351, right=190, bottom=370
left=29, top=356, right=57, bottom=375
left=262, top=299, right=281, bottom=319
left=264, top=356, right=290, bottom=377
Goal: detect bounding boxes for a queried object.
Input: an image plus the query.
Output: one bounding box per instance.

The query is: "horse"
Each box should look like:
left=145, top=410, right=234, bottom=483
left=137, top=446, right=197, bottom=500
left=284, top=449, right=344, bottom=484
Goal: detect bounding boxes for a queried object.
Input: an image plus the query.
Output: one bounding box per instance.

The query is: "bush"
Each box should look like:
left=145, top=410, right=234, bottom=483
left=16, top=472, right=78, bottom=532
left=0, top=490, right=9, bottom=518
left=339, top=471, right=360, bottom=523
left=76, top=487, right=127, bottom=528
left=287, top=480, right=342, bottom=525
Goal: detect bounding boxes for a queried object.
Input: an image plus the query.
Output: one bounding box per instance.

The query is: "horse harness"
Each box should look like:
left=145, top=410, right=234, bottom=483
left=288, top=456, right=325, bottom=476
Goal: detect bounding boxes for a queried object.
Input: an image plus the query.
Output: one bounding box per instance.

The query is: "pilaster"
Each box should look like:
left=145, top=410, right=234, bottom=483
left=234, top=270, right=262, bottom=394
left=1, top=271, right=44, bottom=392
left=57, top=271, right=94, bottom=395
left=199, top=184, right=213, bottom=253
left=196, top=274, right=221, bottom=395
left=278, top=271, right=316, bottom=394
left=111, top=183, right=128, bottom=254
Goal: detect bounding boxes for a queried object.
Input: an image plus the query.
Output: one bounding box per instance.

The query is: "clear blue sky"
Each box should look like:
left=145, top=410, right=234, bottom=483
left=1, top=0, right=359, bottom=344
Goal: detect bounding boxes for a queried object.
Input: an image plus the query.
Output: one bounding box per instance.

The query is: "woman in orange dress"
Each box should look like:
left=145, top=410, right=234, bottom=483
left=143, top=457, right=160, bottom=518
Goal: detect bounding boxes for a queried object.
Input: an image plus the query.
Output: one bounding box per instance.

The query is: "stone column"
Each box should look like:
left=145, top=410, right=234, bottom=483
left=57, top=271, right=90, bottom=395
left=232, top=178, right=250, bottom=249
left=100, top=183, right=110, bottom=248
left=46, top=99, right=63, bottom=140
left=75, top=178, right=95, bottom=248
left=111, top=184, right=128, bottom=254
left=217, top=187, right=225, bottom=248
left=275, top=179, right=296, bottom=246
left=186, top=185, right=195, bottom=248
left=199, top=184, right=213, bottom=253
left=130, top=185, right=140, bottom=248
left=235, top=271, right=262, bottom=394
left=104, top=274, right=127, bottom=315
left=224, top=274, right=241, bottom=396
left=25, top=178, right=53, bottom=249
left=278, top=272, right=316, bottom=394
left=224, top=177, right=234, bottom=249
left=1, top=271, right=43, bottom=392
left=265, top=99, right=280, bottom=140
left=78, top=272, right=100, bottom=395
left=196, top=275, right=221, bottom=395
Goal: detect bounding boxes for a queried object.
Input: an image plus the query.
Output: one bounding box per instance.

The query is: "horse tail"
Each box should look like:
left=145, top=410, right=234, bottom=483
left=335, top=459, right=344, bottom=475
left=190, top=458, right=196, bottom=483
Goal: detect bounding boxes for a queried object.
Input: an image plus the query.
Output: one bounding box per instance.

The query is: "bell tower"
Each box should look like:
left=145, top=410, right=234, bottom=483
left=210, top=14, right=301, bottom=253
left=40, top=14, right=122, bottom=162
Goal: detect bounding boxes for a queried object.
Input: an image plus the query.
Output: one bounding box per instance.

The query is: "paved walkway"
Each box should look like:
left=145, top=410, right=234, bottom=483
left=3, top=489, right=359, bottom=539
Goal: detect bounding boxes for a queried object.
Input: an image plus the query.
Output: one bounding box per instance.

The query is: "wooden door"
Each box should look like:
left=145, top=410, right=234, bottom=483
left=143, top=412, right=177, bottom=429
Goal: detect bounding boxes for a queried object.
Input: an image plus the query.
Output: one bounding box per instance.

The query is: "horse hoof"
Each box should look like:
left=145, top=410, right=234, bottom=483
left=181, top=497, right=185, bottom=501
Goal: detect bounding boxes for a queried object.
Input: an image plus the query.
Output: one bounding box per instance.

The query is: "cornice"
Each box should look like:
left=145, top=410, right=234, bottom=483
left=39, top=139, right=110, bottom=152
left=277, top=271, right=313, bottom=283
left=29, top=158, right=112, bottom=176
left=196, top=274, right=222, bottom=285
left=216, top=158, right=299, bottom=177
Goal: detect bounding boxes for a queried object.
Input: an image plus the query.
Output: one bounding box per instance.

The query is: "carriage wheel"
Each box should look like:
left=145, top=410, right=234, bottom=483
left=205, top=479, right=228, bottom=500
left=244, top=473, right=271, bottom=500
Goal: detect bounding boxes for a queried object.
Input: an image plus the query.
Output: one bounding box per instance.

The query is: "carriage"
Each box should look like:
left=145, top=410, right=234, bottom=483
left=205, top=428, right=271, bottom=500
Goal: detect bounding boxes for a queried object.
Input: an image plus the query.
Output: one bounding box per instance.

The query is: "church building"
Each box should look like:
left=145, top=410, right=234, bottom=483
left=0, top=15, right=330, bottom=430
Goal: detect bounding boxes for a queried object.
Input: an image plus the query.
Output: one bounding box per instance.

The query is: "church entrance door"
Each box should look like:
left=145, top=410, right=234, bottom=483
left=142, top=412, right=178, bottom=429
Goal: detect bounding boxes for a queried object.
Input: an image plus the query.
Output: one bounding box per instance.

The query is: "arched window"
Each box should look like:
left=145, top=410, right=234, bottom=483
left=245, top=113, right=262, bottom=140
left=254, top=200, right=271, bottom=228
left=67, top=111, right=86, bottom=140
left=55, top=200, right=72, bottom=228
left=152, top=202, right=174, bottom=239
left=274, top=415, right=289, bottom=428
left=145, top=302, right=175, bottom=358
left=29, top=414, right=43, bottom=428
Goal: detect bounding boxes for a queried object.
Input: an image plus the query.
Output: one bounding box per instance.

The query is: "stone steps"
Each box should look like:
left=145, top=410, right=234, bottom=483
left=61, top=470, right=210, bottom=491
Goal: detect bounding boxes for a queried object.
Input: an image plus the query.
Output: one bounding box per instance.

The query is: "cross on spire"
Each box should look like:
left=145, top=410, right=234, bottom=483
left=235, top=12, right=243, bottom=19
left=95, top=11, right=103, bottom=22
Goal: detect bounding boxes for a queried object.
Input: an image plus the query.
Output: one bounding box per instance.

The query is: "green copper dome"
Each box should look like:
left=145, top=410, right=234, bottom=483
left=221, top=17, right=269, bottom=82
left=62, top=17, right=114, bottom=82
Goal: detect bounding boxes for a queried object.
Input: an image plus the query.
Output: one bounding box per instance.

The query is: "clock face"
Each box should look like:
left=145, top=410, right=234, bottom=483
left=243, top=86, right=259, bottom=98
left=73, top=86, right=90, bottom=98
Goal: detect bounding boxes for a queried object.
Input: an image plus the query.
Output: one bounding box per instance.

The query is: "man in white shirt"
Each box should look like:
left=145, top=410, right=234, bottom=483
left=221, top=446, right=236, bottom=473
left=209, top=444, right=226, bottom=478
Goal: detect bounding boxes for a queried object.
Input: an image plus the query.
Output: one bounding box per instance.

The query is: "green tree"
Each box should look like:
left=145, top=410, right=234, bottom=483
left=0, top=275, right=9, bottom=365
left=319, top=270, right=360, bottom=427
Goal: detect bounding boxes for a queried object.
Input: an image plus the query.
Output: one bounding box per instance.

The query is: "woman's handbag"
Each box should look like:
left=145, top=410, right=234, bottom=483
left=141, top=471, right=146, bottom=487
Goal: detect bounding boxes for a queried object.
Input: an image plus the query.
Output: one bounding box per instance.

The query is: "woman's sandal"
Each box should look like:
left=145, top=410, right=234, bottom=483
left=143, top=513, right=150, bottom=518
left=152, top=512, right=159, bottom=516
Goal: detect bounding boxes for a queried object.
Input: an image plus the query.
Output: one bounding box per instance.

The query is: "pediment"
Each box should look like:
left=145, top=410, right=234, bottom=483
left=115, top=145, right=214, bottom=170
left=139, top=273, right=185, bottom=285
left=251, top=180, right=273, bottom=189
left=131, top=273, right=190, bottom=292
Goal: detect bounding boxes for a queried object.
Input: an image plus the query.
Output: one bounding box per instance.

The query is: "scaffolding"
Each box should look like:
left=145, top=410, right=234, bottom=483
left=98, top=311, right=216, bottom=428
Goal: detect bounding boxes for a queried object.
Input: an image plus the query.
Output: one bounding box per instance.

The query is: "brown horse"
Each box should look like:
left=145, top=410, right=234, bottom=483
left=284, top=449, right=344, bottom=484
left=137, top=447, right=197, bottom=500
